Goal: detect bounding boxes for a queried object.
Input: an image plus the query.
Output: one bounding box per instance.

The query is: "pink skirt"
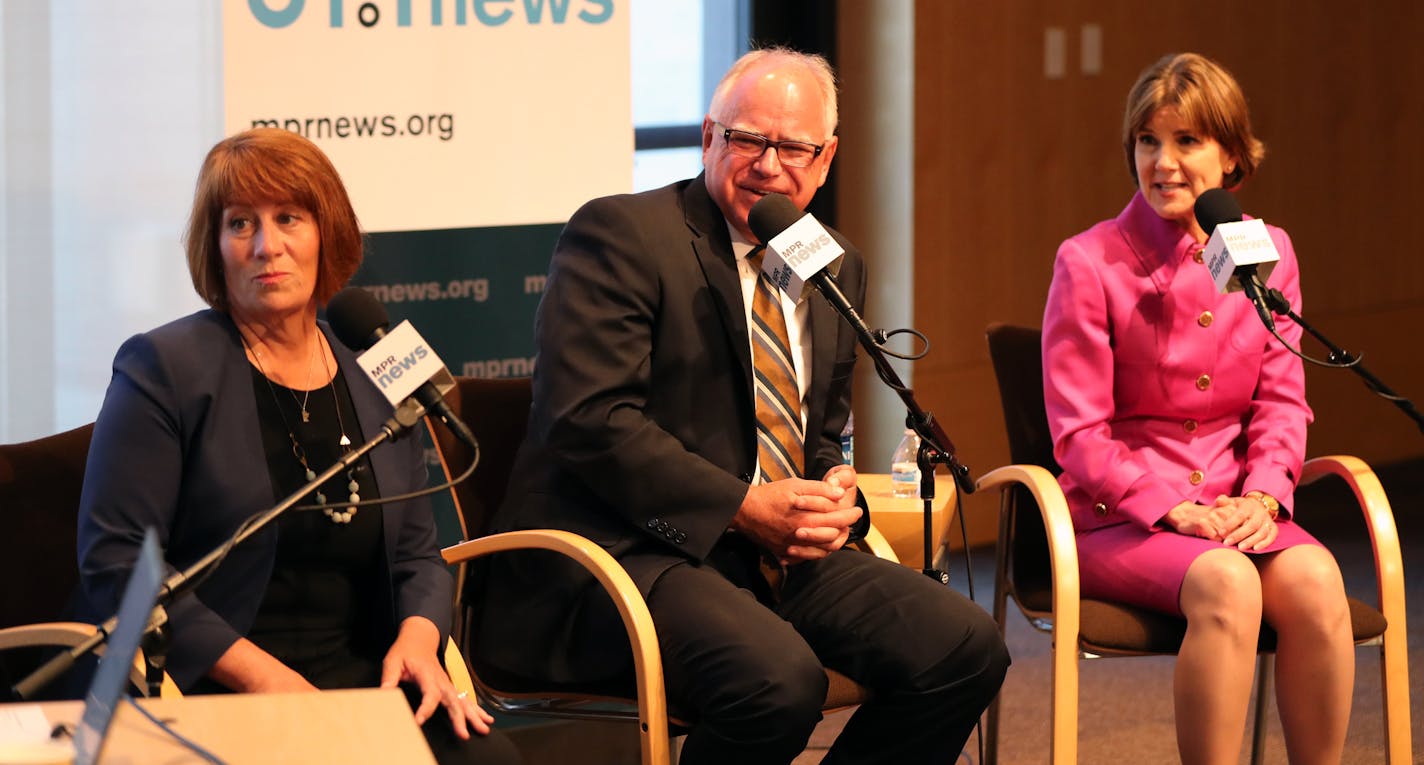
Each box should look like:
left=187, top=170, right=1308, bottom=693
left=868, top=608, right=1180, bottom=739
left=1074, top=519, right=1323, bottom=617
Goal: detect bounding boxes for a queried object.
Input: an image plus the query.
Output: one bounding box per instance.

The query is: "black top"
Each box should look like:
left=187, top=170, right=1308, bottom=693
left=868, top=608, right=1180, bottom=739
left=244, top=365, right=387, bottom=689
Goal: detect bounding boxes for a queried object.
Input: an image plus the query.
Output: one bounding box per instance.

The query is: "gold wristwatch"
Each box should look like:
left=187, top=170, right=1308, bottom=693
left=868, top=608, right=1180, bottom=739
left=1244, top=490, right=1280, bottom=520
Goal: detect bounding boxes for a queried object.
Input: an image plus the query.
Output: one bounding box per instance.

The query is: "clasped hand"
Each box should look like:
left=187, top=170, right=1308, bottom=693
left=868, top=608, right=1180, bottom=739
left=1164, top=494, right=1278, bottom=551
left=731, top=464, right=863, bottom=564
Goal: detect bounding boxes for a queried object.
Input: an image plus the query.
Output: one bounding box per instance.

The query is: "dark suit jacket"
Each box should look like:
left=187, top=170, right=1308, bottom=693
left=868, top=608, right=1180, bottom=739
left=75, top=309, right=450, bottom=690
left=475, top=175, right=865, bottom=685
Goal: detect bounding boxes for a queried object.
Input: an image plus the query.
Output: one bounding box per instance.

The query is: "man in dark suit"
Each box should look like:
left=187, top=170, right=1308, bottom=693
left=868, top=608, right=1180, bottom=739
left=477, top=47, right=1009, bottom=763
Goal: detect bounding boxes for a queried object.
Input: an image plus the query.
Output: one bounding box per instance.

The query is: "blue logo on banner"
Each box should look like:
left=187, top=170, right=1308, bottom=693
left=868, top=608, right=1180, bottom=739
left=248, top=0, right=305, bottom=28
left=249, top=0, right=613, bottom=28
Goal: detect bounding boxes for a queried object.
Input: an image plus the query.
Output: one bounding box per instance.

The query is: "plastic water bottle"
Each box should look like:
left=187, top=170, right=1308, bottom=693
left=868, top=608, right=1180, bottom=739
left=839, top=413, right=855, bottom=466
left=890, top=428, right=920, bottom=498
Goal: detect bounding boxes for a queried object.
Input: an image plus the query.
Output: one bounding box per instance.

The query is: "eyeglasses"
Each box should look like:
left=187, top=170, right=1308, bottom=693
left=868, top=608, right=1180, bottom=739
left=715, top=123, right=825, bottom=168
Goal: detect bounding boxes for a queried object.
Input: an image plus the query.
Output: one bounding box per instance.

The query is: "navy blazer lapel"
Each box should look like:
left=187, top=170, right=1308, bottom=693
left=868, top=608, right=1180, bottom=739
left=683, top=175, right=754, bottom=394
left=806, top=288, right=839, bottom=435
left=219, top=316, right=397, bottom=531
left=213, top=312, right=278, bottom=516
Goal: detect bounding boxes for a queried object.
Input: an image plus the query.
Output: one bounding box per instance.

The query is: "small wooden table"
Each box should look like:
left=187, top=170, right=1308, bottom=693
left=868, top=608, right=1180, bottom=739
left=5, top=687, right=434, bottom=764
left=858, top=473, right=959, bottom=570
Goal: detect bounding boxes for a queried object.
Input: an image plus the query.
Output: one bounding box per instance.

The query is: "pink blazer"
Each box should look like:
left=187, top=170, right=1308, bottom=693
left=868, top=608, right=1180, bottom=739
left=1042, top=192, right=1312, bottom=534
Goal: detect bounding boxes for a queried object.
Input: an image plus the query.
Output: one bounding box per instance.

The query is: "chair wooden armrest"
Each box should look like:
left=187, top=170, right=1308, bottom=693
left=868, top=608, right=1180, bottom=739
left=854, top=521, right=900, bottom=563
left=444, top=636, right=476, bottom=698
left=442, top=530, right=670, bottom=765
left=0, top=621, right=181, bottom=699
left=1300, top=455, right=1411, bottom=763
left=976, top=463, right=1079, bottom=765
left=976, top=464, right=1080, bottom=634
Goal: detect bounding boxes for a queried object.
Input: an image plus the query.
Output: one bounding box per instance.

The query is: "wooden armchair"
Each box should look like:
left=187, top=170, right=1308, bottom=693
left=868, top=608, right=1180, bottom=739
left=977, top=323, right=1410, bottom=764
left=0, top=423, right=179, bottom=699
left=427, top=376, right=890, bottom=765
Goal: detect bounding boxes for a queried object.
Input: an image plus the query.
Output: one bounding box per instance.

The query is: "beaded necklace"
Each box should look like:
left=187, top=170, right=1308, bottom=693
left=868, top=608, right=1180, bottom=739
left=241, top=329, right=361, bottom=524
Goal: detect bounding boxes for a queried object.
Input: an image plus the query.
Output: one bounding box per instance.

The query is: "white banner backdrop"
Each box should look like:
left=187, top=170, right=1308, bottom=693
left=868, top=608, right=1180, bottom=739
left=221, top=0, right=633, bottom=545
left=223, top=0, right=631, bottom=232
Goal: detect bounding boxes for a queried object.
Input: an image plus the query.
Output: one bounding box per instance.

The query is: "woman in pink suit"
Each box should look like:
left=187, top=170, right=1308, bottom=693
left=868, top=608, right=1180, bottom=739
left=1042, top=53, right=1354, bottom=764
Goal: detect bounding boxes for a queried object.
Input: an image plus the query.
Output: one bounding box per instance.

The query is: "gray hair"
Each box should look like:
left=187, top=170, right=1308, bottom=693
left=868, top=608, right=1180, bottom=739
left=707, top=46, right=839, bottom=139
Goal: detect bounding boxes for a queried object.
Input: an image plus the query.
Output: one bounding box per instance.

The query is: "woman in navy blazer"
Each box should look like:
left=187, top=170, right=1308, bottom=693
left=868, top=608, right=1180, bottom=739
left=76, top=128, right=518, bottom=765
left=1043, top=54, right=1353, bottom=764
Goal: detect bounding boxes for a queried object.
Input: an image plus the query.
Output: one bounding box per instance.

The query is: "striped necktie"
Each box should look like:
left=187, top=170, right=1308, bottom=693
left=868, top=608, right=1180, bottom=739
left=747, top=247, right=805, bottom=482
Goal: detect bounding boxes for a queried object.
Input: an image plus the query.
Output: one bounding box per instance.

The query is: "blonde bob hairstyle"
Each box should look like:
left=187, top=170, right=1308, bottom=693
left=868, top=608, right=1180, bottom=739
left=184, top=127, right=362, bottom=311
left=1123, top=53, right=1266, bottom=190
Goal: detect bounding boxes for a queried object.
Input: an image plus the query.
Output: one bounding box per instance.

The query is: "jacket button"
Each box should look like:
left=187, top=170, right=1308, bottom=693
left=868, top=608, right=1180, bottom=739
left=1183, top=419, right=1198, bottom=434
left=1093, top=502, right=1109, bottom=517
left=1189, top=470, right=1204, bottom=485
left=646, top=518, right=660, bottom=530
left=739, top=472, right=753, bottom=483
left=1197, top=311, right=1213, bottom=328
left=674, top=532, right=687, bottom=544
left=1195, top=374, right=1212, bottom=391
left=1190, top=246, right=1205, bottom=264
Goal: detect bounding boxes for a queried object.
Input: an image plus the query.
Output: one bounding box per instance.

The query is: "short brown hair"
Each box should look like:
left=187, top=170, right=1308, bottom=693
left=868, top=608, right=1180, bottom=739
left=184, top=128, right=362, bottom=311
left=1123, top=53, right=1265, bottom=189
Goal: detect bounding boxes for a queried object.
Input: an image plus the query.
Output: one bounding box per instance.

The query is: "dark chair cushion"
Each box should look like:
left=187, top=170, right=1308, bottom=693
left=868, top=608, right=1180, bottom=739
left=0, top=423, right=94, bottom=630
left=985, top=324, right=1058, bottom=610
left=429, top=377, right=532, bottom=539
left=1077, top=596, right=1385, bottom=656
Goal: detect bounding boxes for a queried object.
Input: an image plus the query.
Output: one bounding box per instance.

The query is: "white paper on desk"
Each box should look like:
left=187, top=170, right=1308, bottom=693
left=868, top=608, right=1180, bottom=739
left=0, top=706, right=52, bottom=744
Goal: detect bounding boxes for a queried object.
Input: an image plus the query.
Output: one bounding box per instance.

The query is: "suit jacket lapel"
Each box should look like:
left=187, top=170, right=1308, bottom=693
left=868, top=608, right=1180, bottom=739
left=804, top=288, right=839, bottom=451
left=683, top=175, right=754, bottom=395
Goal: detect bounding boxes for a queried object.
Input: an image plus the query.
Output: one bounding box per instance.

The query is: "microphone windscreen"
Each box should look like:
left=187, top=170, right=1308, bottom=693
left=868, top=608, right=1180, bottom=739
left=1193, top=187, right=1243, bottom=236
left=327, top=287, right=390, bottom=351
left=748, top=193, right=804, bottom=244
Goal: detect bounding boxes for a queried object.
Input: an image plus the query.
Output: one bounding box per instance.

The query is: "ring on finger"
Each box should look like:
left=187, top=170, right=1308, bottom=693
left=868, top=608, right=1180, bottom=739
left=456, top=691, right=470, bottom=700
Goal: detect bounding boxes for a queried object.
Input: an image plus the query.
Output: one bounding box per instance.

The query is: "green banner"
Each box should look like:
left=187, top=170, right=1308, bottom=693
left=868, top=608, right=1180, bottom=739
left=350, top=222, right=562, bottom=544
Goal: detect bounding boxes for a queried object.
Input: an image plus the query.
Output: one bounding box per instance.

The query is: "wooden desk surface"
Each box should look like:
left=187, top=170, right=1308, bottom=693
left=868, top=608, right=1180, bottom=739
left=858, top=472, right=958, bottom=569
left=23, top=687, right=434, bottom=765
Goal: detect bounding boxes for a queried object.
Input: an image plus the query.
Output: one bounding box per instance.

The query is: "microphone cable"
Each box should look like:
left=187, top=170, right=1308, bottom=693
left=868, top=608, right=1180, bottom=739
left=1259, top=280, right=1420, bottom=412
left=289, top=429, right=480, bottom=514
left=168, top=424, right=478, bottom=601
left=122, top=696, right=228, bottom=764
left=1249, top=273, right=1359, bottom=370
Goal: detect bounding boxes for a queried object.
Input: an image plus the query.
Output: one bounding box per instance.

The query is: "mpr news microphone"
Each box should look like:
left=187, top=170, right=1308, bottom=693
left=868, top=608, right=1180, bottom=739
left=327, top=286, right=476, bottom=448
left=1194, top=187, right=1281, bottom=331
left=748, top=193, right=877, bottom=340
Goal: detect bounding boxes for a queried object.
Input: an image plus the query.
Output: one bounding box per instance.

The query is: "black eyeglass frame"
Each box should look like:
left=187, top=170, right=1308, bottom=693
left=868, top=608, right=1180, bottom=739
left=714, top=122, right=826, bottom=167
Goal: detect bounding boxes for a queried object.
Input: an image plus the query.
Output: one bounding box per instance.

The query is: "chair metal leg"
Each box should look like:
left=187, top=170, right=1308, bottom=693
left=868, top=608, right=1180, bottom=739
left=982, top=493, right=1015, bottom=765
left=977, top=464, right=1081, bottom=765
left=1249, top=653, right=1272, bottom=765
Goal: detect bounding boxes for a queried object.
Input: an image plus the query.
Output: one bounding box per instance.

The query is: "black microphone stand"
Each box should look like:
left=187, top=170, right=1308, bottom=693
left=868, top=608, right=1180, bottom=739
left=1263, top=289, right=1424, bottom=434
left=140, top=611, right=170, bottom=698
left=810, top=274, right=973, bottom=585
left=10, top=400, right=427, bottom=701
